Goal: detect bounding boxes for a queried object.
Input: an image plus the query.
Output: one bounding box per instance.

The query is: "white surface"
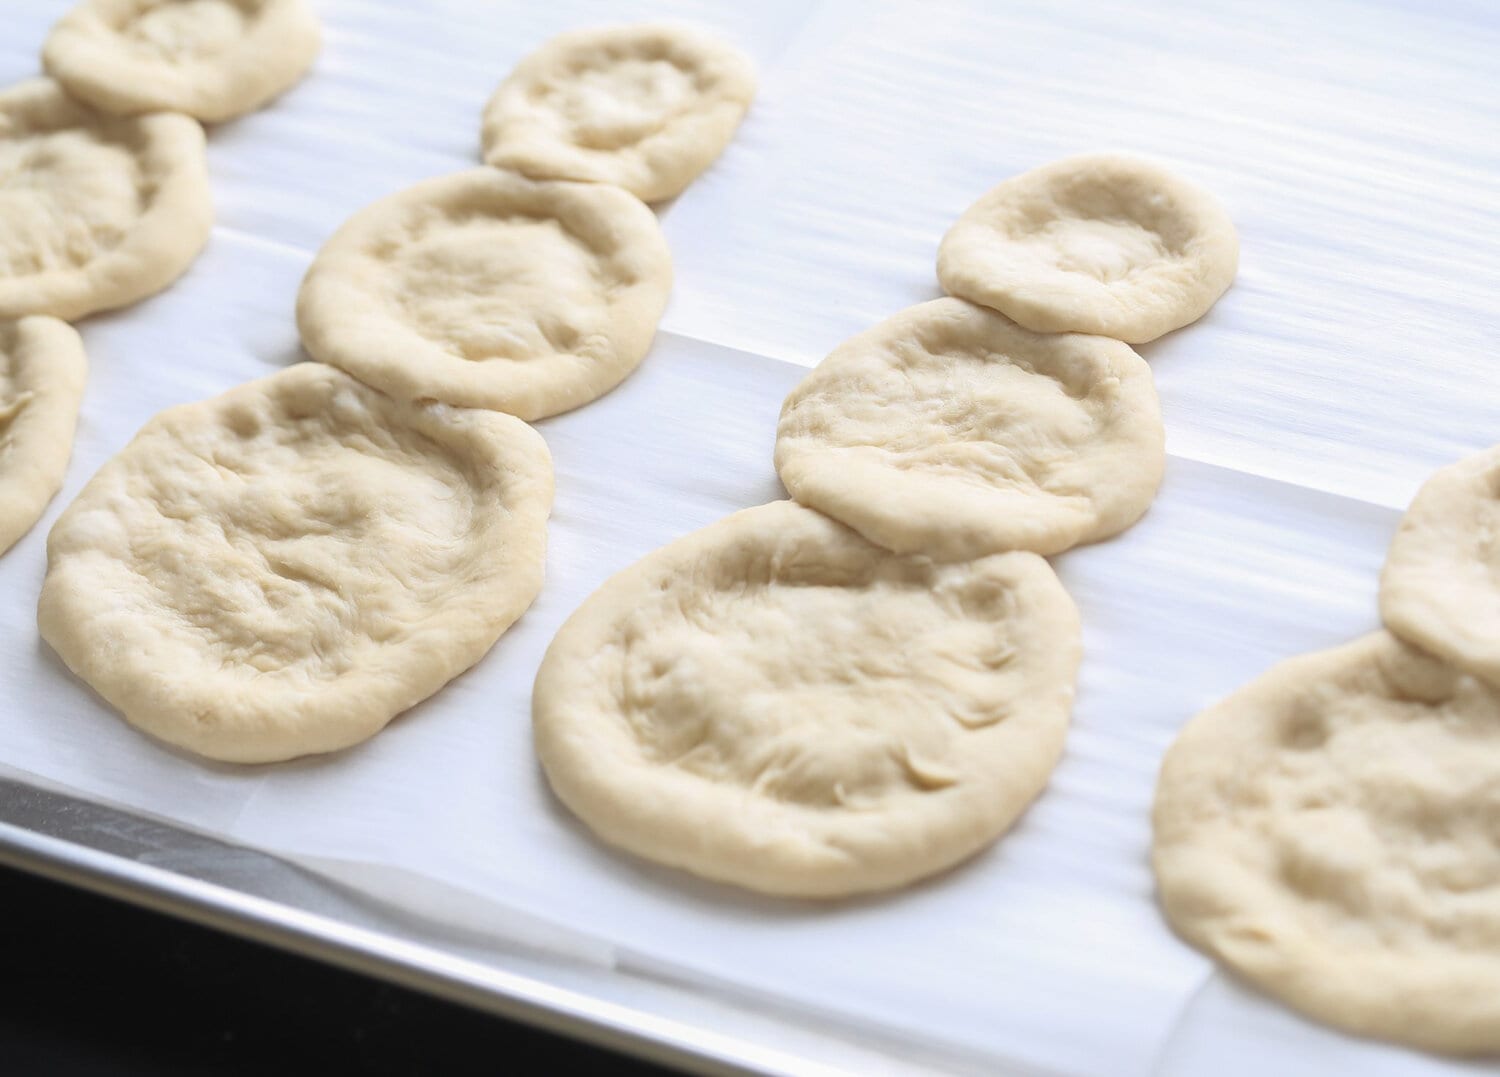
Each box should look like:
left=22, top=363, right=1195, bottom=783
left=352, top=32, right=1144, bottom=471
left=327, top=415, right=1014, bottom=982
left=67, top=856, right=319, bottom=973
left=2, top=1, right=1498, bottom=1073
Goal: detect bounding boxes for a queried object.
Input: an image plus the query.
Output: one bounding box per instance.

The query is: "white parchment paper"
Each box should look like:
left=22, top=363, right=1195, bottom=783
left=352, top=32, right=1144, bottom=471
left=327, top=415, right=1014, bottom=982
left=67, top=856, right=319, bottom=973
left=2, top=0, right=1498, bottom=1073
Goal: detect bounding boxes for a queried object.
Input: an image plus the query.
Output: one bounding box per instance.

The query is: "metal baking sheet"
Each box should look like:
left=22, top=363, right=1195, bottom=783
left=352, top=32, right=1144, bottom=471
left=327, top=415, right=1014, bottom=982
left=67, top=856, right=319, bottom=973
left=2, top=1, right=1497, bottom=1074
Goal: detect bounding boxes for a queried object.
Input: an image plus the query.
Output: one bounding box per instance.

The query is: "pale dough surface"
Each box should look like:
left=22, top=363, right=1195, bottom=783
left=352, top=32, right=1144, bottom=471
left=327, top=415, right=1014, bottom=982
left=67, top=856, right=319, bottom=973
left=1380, top=443, right=1500, bottom=687
left=297, top=168, right=672, bottom=421
left=43, top=0, right=321, bottom=123
left=0, top=79, right=212, bottom=321
left=0, top=317, right=87, bottom=555
left=938, top=153, right=1238, bottom=343
left=481, top=22, right=755, bottom=203
left=39, top=363, right=553, bottom=764
left=776, top=298, right=1164, bottom=560
left=533, top=500, right=1081, bottom=898
left=1152, top=632, right=1500, bottom=1055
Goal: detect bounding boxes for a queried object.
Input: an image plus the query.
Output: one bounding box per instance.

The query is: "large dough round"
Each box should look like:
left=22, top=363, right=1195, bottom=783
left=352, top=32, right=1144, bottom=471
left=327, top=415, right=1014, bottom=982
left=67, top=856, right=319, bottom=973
left=297, top=168, right=672, bottom=421
left=775, top=298, right=1164, bottom=560
left=533, top=500, right=1081, bottom=898
left=0, top=317, right=88, bottom=555
left=481, top=23, right=755, bottom=203
left=1152, top=632, right=1500, bottom=1055
left=1380, top=444, right=1500, bottom=687
left=39, top=363, right=553, bottom=764
left=43, top=0, right=321, bottom=124
left=0, top=79, right=212, bottom=321
left=937, top=154, right=1238, bottom=343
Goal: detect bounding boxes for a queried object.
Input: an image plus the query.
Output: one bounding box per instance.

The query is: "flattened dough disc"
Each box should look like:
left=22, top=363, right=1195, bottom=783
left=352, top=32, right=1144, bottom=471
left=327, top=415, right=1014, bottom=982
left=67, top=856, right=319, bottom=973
left=39, top=363, right=554, bottom=764
left=482, top=23, right=755, bottom=203
left=1153, top=632, right=1500, bottom=1055
left=938, top=153, right=1238, bottom=343
left=0, top=79, right=212, bottom=321
left=0, top=316, right=87, bottom=555
left=776, top=298, right=1165, bottom=560
left=1381, top=443, right=1500, bottom=687
left=297, top=168, right=672, bottom=421
left=43, top=0, right=322, bottom=123
left=533, top=500, right=1081, bottom=898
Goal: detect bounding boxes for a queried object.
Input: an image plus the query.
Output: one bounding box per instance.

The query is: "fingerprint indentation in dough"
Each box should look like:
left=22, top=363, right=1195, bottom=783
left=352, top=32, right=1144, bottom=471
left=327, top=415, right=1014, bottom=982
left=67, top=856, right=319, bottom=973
left=121, top=0, right=254, bottom=59
left=390, top=214, right=599, bottom=363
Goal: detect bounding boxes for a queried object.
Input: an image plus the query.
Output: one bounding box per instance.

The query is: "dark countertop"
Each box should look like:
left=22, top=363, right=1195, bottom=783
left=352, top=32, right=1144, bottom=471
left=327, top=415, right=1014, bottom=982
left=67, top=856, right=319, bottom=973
left=0, top=862, right=665, bottom=1075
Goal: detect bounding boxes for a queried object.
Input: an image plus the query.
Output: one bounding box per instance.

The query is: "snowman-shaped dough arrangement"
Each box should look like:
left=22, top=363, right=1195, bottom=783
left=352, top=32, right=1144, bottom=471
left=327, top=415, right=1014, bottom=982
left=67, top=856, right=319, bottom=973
left=535, top=152, right=1239, bottom=898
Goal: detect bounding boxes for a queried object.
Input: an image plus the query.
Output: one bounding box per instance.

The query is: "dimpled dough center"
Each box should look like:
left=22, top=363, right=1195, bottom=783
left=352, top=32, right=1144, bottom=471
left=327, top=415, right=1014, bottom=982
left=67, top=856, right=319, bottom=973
left=394, top=215, right=599, bottom=362
left=123, top=0, right=250, bottom=58
left=624, top=567, right=992, bottom=806
left=533, top=501, right=1082, bottom=897
left=1023, top=214, right=1172, bottom=284
left=131, top=426, right=465, bottom=678
left=0, top=125, right=144, bottom=277
left=545, top=57, right=696, bottom=150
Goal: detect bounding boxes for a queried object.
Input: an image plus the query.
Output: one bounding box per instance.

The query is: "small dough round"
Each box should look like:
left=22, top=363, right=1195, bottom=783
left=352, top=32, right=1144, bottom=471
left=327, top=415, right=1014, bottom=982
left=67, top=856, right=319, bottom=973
left=0, top=79, right=212, bottom=321
left=481, top=23, right=755, bottom=203
left=297, top=168, right=672, bottom=421
left=1152, top=632, right=1500, bottom=1056
left=43, top=0, right=322, bottom=123
left=1380, top=444, right=1500, bottom=687
left=39, top=363, right=554, bottom=764
left=775, top=298, right=1165, bottom=560
left=937, top=153, right=1238, bottom=343
left=533, top=500, right=1082, bottom=898
left=0, top=317, right=88, bottom=555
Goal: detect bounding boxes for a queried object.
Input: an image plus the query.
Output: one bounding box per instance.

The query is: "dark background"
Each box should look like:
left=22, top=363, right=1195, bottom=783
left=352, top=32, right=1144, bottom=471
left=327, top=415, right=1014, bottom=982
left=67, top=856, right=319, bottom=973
left=0, top=863, right=664, bottom=1075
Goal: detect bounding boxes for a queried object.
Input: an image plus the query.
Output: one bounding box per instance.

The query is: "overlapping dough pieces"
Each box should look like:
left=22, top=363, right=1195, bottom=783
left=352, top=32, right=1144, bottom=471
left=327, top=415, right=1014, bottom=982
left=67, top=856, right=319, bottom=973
left=482, top=23, right=755, bottom=202
left=533, top=500, right=1081, bottom=898
left=775, top=298, right=1164, bottom=560
left=43, top=0, right=321, bottom=123
left=39, top=363, right=553, bottom=764
left=0, top=317, right=88, bottom=555
left=297, top=168, right=672, bottom=421
left=938, top=153, right=1238, bottom=343
left=1152, top=632, right=1500, bottom=1055
left=1380, top=443, right=1500, bottom=687
left=0, top=79, right=212, bottom=321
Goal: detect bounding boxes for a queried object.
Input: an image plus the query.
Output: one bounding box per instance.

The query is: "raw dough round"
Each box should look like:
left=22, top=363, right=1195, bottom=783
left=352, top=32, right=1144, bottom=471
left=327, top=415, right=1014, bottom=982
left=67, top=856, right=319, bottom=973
left=0, top=317, right=88, bottom=555
left=42, top=0, right=321, bottom=123
left=937, top=153, right=1238, bottom=343
left=1152, top=632, right=1500, bottom=1055
left=1380, top=444, right=1500, bottom=687
left=775, top=298, right=1165, bottom=560
left=533, top=500, right=1082, bottom=898
left=0, top=79, right=212, bottom=321
left=297, top=168, right=672, bottom=421
left=481, top=23, right=755, bottom=203
left=39, top=363, right=554, bottom=764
